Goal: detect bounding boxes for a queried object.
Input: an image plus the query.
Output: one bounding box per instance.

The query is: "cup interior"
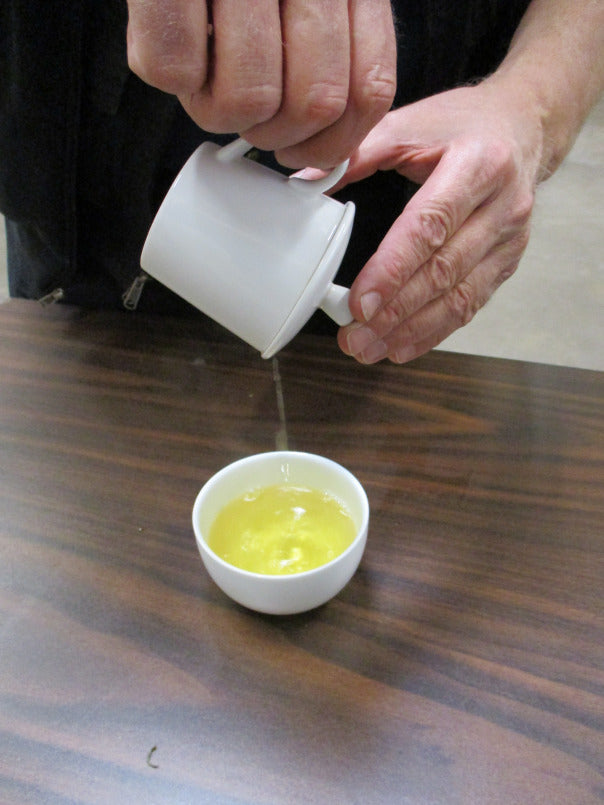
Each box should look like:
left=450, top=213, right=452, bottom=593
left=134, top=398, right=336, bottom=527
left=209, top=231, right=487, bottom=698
left=193, top=451, right=368, bottom=573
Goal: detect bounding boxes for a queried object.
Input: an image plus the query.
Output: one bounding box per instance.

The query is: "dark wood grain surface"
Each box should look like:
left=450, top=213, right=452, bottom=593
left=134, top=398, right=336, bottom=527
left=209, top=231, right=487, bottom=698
left=1, top=299, right=602, bottom=804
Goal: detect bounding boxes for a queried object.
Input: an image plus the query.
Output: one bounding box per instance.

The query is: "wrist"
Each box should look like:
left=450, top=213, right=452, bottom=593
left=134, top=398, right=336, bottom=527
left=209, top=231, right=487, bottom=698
left=484, top=0, right=604, bottom=182
left=478, top=71, right=548, bottom=186
left=486, top=62, right=585, bottom=183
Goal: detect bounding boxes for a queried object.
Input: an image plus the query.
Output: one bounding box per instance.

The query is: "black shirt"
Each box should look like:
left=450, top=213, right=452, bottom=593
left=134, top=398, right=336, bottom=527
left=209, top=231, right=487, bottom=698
left=0, top=0, right=531, bottom=315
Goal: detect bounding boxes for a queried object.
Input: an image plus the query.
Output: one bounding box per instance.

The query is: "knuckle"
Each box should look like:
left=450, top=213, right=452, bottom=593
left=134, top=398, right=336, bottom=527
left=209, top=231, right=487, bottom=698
left=426, top=248, right=461, bottom=294
left=496, top=259, right=520, bottom=288
left=207, top=83, right=282, bottom=131
left=133, top=59, right=203, bottom=94
left=497, top=216, right=532, bottom=260
left=513, top=224, right=531, bottom=256
left=508, top=189, right=535, bottom=230
left=384, top=293, right=413, bottom=328
left=357, top=63, right=397, bottom=114
left=445, top=281, right=479, bottom=327
left=303, top=81, right=349, bottom=127
left=493, top=233, right=529, bottom=290
left=416, top=203, right=456, bottom=254
left=374, top=251, right=407, bottom=299
left=235, top=82, right=282, bottom=123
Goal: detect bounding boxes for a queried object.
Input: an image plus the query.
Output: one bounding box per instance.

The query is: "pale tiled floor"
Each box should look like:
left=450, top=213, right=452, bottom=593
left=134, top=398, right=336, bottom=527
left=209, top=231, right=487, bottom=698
left=1, top=98, right=603, bottom=371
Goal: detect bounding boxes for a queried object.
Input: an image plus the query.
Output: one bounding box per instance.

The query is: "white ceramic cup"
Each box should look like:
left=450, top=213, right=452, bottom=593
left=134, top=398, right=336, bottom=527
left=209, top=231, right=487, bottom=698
left=140, top=138, right=356, bottom=358
left=192, top=451, right=369, bottom=615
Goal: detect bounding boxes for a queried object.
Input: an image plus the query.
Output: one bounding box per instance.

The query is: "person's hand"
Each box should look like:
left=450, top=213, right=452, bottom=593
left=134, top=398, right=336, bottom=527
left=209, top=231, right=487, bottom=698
left=126, top=0, right=397, bottom=169
left=327, top=80, right=545, bottom=364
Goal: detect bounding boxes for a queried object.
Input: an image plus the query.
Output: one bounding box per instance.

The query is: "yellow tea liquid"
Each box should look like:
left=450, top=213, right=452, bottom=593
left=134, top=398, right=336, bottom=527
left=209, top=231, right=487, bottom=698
left=208, top=484, right=356, bottom=575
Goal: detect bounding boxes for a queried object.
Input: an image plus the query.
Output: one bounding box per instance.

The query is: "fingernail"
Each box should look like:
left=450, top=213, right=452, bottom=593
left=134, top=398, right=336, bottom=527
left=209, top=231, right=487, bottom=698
left=346, top=325, right=377, bottom=355
left=391, top=345, right=416, bottom=364
left=360, top=291, right=382, bottom=322
left=361, top=339, right=388, bottom=364
left=291, top=167, right=315, bottom=179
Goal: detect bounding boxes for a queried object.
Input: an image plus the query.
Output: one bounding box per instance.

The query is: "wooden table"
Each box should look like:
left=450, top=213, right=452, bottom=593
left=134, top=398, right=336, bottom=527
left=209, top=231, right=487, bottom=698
left=1, top=299, right=602, bottom=804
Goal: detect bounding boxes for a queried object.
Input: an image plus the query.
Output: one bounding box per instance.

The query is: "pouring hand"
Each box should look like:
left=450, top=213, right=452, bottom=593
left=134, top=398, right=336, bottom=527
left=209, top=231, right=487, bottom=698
left=126, top=0, right=396, bottom=170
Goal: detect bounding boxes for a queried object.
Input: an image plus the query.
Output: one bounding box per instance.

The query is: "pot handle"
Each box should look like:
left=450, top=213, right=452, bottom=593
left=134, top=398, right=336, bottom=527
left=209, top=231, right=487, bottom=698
left=217, top=138, right=349, bottom=195
left=320, top=283, right=354, bottom=326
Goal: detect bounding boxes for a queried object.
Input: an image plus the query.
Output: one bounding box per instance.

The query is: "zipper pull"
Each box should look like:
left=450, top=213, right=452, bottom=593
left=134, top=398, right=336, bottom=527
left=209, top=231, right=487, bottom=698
left=38, top=288, right=65, bottom=307
left=122, top=272, right=149, bottom=311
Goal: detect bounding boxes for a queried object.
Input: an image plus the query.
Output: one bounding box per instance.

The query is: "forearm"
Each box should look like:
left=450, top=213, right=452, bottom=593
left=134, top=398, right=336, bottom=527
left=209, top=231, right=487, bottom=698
left=487, top=0, right=604, bottom=179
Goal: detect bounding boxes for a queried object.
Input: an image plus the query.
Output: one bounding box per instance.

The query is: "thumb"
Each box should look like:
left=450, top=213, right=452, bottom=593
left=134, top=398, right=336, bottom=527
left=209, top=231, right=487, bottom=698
left=294, top=107, right=436, bottom=192
left=289, top=117, right=400, bottom=193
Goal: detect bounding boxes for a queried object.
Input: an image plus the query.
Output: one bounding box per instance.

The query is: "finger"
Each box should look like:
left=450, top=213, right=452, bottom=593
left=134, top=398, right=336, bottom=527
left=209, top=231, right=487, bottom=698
left=290, top=102, right=456, bottom=195
left=242, top=0, right=351, bottom=157
left=273, top=0, right=397, bottom=168
left=346, top=139, right=511, bottom=326
left=127, top=0, right=210, bottom=95
left=386, top=246, right=523, bottom=364
left=349, top=182, right=533, bottom=345
left=286, top=109, right=409, bottom=193
left=179, top=0, right=283, bottom=133
left=339, top=233, right=527, bottom=364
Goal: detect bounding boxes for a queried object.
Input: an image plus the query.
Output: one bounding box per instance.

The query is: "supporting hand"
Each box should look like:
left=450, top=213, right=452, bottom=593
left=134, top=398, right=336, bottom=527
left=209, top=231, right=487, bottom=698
left=334, top=82, right=541, bottom=363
